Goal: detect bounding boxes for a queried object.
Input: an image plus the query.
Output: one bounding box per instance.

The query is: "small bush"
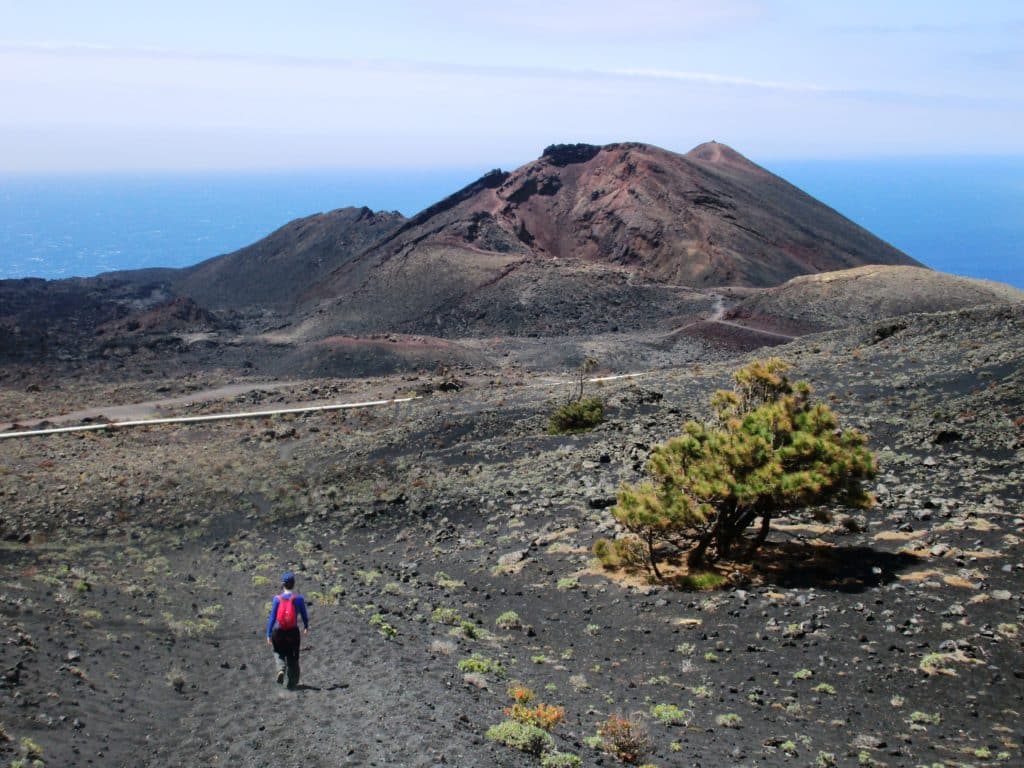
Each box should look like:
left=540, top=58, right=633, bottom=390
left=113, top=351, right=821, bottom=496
left=599, top=714, right=650, bottom=764
left=715, top=713, right=742, bottom=728
left=431, top=607, right=462, bottom=625
left=541, top=753, right=583, bottom=768
left=549, top=397, right=604, bottom=434
left=650, top=703, right=691, bottom=726
left=676, top=572, right=727, bottom=591
left=435, top=571, right=465, bottom=589
left=909, top=711, right=941, bottom=726
left=369, top=614, right=398, bottom=639
left=593, top=536, right=649, bottom=571
left=496, top=611, right=522, bottom=630
left=509, top=696, right=573, bottom=733
left=458, top=654, right=505, bottom=677
left=486, top=720, right=553, bottom=756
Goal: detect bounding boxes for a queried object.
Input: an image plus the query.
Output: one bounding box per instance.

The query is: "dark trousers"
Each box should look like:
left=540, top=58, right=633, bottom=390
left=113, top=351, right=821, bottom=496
left=271, top=627, right=301, bottom=685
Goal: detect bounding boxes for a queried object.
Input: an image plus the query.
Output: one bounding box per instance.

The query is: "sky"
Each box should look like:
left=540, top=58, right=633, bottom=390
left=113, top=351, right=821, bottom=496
left=1, top=1, right=1023, bottom=171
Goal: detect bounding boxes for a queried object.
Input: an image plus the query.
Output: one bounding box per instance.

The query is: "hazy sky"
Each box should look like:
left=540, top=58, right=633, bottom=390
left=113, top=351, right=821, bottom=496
left=2, top=1, right=1022, bottom=171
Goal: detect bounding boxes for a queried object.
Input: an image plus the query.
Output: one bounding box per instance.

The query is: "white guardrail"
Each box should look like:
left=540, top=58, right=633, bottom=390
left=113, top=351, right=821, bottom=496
left=0, top=396, right=420, bottom=440
left=0, top=371, right=649, bottom=441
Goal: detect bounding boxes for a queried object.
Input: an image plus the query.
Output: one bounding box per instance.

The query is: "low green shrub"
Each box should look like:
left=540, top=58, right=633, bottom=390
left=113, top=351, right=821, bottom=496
left=541, top=752, right=583, bottom=768
left=486, top=719, right=553, bottom=756
left=458, top=653, right=505, bottom=677
left=495, top=610, right=522, bottom=630
left=548, top=397, right=603, bottom=434
left=650, top=703, right=691, bottom=725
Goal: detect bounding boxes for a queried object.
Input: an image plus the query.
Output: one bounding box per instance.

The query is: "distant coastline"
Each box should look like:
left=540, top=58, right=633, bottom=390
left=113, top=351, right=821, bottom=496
left=2, top=157, right=1021, bottom=288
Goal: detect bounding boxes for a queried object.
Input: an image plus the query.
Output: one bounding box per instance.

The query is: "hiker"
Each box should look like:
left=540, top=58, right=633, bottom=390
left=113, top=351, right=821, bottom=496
left=266, top=571, right=309, bottom=688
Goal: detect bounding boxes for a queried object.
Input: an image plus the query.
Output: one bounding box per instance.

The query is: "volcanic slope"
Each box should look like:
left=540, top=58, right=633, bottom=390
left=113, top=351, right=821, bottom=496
left=169, top=206, right=406, bottom=311
left=724, top=265, right=1024, bottom=335
left=291, top=141, right=919, bottom=340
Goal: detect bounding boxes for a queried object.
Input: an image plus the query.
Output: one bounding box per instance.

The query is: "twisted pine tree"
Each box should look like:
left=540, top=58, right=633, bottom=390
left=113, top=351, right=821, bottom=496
left=609, top=359, right=876, bottom=576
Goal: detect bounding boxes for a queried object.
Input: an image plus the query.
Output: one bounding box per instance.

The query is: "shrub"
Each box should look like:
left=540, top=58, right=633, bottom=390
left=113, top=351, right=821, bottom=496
left=609, top=358, right=876, bottom=575
left=599, top=714, right=650, bottom=764
left=650, top=703, right=691, bottom=725
left=369, top=614, right=397, bottom=639
left=486, top=720, right=553, bottom=756
left=431, top=607, right=461, bottom=625
left=593, top=536, right=648, bottom=571
left=715, top=713, right=742, bottom=728
left=541, top=753, right=583, bottom=768
left=495, top=610, right=522, bottom=630
left=505, top=690, right=566, bottom=731
left=549, top=397, right=604, bottom=434
left=676, top=572, right=727, bottom=591
left=458, top=654, right=505, bottom=677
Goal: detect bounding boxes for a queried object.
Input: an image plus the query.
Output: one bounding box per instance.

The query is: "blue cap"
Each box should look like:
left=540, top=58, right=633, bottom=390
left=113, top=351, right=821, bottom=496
left=281, top=571, right=295, bottom=585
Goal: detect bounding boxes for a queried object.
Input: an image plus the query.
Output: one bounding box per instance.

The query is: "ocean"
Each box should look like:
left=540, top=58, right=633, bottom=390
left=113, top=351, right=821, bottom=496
left=1, top=159, right=1021, bottom=288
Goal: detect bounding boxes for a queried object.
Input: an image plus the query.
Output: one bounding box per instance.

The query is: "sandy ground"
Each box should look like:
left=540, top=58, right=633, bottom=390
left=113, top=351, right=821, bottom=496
left=1, top=303, right=1023, bottom=768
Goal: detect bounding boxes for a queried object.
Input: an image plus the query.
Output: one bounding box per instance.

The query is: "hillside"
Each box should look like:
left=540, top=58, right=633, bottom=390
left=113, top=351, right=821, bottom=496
left=1, top=302, right=1021, bottom=767
left=292, top=141, right=918, bottom=339
left=724, top=265, right=1024, bottom=335
left=170, top=206, right=406, bottom=311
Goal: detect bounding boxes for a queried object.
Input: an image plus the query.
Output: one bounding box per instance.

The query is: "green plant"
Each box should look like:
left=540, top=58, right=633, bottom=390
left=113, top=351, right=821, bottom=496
left=549, top=397, right=604, bottom=435
left=781, top=740, right=798, bottom=755
left=495, top=611, right=522, bottom=630
left=816, top=752, right=837, bottom=767
left=608, top=359, right=876, bottom=574
left=593, top=536, right=648, bottom=571
left=813, top=683, right=836, bottom=695
left=715, top=713, right=742, bottom=728
left=166, top=665, right=186, bottom=692
left=431, top=607, right=461, bottom=625
left=486, top=720, right=553, bottom=756
left=435, top=571, right=465, bottom=589
left=676, top=572, right=727, bottom=590
left=598, top=714, right=650, bottom=764
left=541, top=753, right=583, bottom=768
left=584, top=735, right=603, bottom=750
left=20, top=737, right=43, bottom=760
left=556, top=577, right=579, bottom=590
left=792, top=668, right=814, bottom=680
left=369, top=614, right=398, bottom=639
left=650, top=703, right=691, bottom=725
left=458, top=654, right=505, bottom=677
left=909, top=711, right=941, bottom=726
left=356, top=569, right=381, bottom=585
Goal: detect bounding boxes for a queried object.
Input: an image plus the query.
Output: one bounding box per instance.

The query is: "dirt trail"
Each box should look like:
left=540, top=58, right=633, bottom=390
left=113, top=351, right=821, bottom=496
left=0, top=381, right=304, bottom=430
left=153, top=533, right=528, bottom=768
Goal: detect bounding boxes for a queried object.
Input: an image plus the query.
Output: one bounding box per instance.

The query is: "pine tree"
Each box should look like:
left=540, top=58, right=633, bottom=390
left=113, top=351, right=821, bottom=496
left=607, top=359, right=876, bottom=576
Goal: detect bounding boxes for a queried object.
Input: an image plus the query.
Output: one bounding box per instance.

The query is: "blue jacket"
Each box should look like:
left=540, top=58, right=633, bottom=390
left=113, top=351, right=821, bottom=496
left=266, top=591, right=309, bottom=636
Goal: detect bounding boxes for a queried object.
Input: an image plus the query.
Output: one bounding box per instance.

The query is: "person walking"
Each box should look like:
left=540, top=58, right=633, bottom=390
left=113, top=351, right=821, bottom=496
left=266, top=571, right=309, bottom=688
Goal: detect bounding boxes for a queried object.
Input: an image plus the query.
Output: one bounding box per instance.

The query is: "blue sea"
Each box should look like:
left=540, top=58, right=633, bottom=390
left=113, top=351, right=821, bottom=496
left=1, top=159, right=1021, bottom=288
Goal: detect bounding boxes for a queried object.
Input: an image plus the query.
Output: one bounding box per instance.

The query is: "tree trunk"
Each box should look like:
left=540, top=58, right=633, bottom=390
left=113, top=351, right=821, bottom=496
left=743, top=511, right=772, bottom=561
left=688, top=534, right=712, bottom=567
left=647, top=534, right=662, bottom=580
